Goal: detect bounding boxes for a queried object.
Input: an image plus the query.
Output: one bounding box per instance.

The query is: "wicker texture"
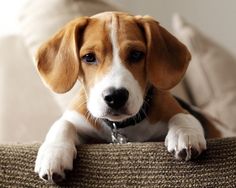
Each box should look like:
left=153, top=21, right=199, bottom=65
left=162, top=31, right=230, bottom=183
left=0, top=138, right=236, bottom=187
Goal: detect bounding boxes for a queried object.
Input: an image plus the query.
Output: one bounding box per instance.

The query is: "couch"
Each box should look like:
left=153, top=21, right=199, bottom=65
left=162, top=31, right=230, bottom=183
left=1, top=138, right=236, bottom=187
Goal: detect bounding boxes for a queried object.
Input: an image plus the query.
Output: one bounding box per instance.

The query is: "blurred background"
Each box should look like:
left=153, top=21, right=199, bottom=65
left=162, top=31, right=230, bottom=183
left=0, top=0, right=236, bottom=143
left=1, top=0, right=236, bottom=52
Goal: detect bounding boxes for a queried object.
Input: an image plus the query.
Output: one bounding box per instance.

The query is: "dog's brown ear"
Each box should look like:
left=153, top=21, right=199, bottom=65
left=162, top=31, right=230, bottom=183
left=136, top=16, right=191, bottom=90
left=36, top=17, right=88, bottom=93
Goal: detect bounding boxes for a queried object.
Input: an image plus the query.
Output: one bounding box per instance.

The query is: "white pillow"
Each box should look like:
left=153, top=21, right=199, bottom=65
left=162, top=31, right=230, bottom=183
left=172, top=14, right=236, bottom=131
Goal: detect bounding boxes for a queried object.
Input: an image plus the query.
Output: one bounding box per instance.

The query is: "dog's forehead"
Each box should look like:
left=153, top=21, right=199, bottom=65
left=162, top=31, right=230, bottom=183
left=80, top=11, right=146, bottom=59
left=91, top=11, right=131, bottom=21
left=85, top=12, right=145, bottom=45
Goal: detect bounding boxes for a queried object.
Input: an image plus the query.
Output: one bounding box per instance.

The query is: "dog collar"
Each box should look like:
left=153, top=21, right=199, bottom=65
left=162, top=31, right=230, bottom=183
left=103, top=86, right=154, bottom=130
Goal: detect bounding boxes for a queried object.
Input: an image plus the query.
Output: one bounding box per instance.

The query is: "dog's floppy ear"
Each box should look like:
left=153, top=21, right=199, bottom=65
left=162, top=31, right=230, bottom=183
left=36, top=17, right=88, bottom=93
left=136, top=16, right=191, bottom=90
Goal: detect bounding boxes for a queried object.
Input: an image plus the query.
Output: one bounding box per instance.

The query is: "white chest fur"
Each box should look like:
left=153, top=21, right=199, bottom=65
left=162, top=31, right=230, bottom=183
left=116, top=120, right=168, bottom=142
left=63, top=110, right=168, bottom=143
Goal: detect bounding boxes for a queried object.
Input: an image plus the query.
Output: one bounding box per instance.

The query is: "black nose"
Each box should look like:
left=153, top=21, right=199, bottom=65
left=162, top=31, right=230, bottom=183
left=102, top=87, right=129, bottom=110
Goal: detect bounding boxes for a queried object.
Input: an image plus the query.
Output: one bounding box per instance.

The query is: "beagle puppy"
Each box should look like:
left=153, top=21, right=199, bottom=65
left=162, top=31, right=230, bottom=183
left=34, top=12, right=222, bottom=183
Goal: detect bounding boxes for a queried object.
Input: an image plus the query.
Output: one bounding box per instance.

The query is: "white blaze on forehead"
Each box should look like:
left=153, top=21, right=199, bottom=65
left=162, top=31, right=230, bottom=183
left=87, top=13, right=144, bottom=120
left=110, top=14, right=120, bottom=65
left=108, top=14, right=142, bottom=91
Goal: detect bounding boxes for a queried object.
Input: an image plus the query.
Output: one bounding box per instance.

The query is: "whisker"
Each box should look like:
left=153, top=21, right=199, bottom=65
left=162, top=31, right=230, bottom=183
left=85, top=110, right=97, bottom=126
left=75, top=100, right=87, bottom=109
left=78, top=78, right=89, bottom=100
left=94, top=117, right=100, bottom=127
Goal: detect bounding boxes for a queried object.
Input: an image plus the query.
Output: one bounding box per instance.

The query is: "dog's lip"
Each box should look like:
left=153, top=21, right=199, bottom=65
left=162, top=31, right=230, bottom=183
left=107, top=108, right=132, bottom=116
left=100, top=110, right=133, bottom=122
left=103, top=115, right=130, bottom=122
left=110, top=112, right=120, bottom=116
left=109, top=111, right=132, bottom=116
left=95, top=106, right=139, bottom=122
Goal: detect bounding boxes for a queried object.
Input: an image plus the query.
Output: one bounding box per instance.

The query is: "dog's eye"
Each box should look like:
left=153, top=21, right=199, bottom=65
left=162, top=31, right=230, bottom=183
left=81, top=53, right=97, bottom=64
left=128, top=50, right=144, bottom=63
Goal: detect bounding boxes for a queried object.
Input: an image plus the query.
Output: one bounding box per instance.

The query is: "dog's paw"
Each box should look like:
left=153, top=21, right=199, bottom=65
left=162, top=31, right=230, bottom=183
left=165, top=114, right=207, bottom=161
left=165, top=129, right=206, bottom=161
left=34, top=142, right=77, bottom=183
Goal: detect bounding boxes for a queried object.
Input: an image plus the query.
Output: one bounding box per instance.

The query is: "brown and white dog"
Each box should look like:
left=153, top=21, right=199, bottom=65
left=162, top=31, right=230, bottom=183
left=34, top=12, right=222, bottom=183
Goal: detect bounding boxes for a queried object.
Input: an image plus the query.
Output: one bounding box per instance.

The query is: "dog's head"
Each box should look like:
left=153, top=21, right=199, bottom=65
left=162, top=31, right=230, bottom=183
left=36, top=12, right=191, bottom=122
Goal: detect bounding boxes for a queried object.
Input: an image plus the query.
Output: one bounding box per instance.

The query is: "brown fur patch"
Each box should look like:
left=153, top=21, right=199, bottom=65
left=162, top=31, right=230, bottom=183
left=135, top=16, right=191, bottom=90
left=202, top=114, right=222, bottom=138
left=206, top=124, right=222, bottom=138
left=147, top=89, right=185, bottom=124
left=79, top=17, right=113, bottom=93
left=36, top=17, right=88, bottom=93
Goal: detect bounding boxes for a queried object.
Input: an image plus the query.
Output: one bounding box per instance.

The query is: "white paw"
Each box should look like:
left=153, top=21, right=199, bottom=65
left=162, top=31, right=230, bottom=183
left=165, top=114, right=207, bottom=161
left=35, top=142, right=77, bottom=183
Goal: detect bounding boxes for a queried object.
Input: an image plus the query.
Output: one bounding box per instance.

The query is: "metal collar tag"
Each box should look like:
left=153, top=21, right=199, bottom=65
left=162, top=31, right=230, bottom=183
left=111, top=123, right=127, bottom=144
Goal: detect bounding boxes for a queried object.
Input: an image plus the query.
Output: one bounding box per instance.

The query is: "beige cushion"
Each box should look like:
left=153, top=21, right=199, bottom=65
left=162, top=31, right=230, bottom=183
left=0, top=35, right=61, bottom=143
left=1, top=138, right=236, bottom=187
left=172, top=14, right=236, bottom=131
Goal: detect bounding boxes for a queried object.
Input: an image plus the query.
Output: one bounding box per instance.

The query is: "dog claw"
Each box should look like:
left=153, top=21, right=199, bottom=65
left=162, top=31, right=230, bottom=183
left=52, top=173, right=64, bottom=183
left=176, top=147, right=200, bottom=161
left=42, top=174, right=48, bottom=181
left=177, top=148, right=188, bottom=160
left=190, top=148, right=200, bottom=159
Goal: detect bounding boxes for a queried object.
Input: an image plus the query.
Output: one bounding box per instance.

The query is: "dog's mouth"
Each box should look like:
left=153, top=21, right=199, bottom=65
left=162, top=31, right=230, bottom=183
left=102, top=86, right=154, bottom=127
left=102, top=108, right=133, bottom=122
left=102, top=102, right=149, bottom=129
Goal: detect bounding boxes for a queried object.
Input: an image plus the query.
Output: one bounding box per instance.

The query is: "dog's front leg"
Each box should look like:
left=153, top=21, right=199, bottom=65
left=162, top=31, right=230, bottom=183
left=34, top=118, right=78, bottom=183
left=165, top=113, right=207, bottom=161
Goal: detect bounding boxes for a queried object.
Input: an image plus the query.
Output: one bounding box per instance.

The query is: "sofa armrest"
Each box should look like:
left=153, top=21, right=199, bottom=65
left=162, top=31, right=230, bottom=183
left=0, top=137, right=236, bottom=187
